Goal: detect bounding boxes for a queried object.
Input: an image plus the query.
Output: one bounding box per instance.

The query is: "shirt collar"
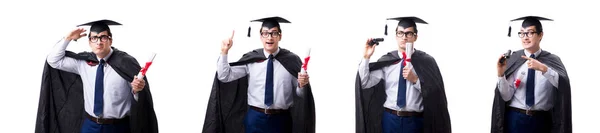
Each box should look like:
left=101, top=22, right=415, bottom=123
left=97, top=48, right=114, bottom=62
left=524, top=48, right=542, bottom=58
left=264, top=47, right=280, bottom=58
left=397, top=48, right=415, bottom=59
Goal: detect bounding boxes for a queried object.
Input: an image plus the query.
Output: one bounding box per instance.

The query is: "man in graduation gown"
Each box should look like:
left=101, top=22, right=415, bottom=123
left=491, top=16, right=571, bottom=133
left=35, top=20, right=158, bottom=133
left=202, top=16, right=316, bottom=133
left=355, top=16, right=451, bottom=133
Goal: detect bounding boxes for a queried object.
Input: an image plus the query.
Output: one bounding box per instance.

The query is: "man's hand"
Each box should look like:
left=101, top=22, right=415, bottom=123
left=131, top=75, right=146, bottom=94
left=497, top=54, right=508, bottom=77
left=402, top=66, right=418, bottom=83
left=66, top=28, right=87, bottom=41
left=522, top=55, right=548, bottom=73
left=298, top=72, right=309, bottom=88
left=221, top=30, right=234, bottom=55
left=364, top=38, right=376, bottom=59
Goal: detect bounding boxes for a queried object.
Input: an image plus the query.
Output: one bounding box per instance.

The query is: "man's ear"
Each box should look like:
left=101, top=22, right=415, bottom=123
left=414, top=34, right=418, bottom=42
left=278, top=34, right=282, bottom=41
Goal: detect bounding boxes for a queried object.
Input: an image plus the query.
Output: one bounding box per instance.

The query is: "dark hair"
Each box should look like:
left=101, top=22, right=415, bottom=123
left=259, top=21, right=282, bottom=33
left=89, top=23, right=113, bottom=37
left=395, top=20, right=418, bottom=34
left=522, top=18, right=543, bottom=33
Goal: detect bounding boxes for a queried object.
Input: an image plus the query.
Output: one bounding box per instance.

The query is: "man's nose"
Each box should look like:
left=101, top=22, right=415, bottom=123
left=95, top=41, right=104, bottom=45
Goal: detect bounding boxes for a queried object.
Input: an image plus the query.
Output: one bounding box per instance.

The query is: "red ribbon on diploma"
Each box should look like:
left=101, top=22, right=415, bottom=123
left=515, top=79, right=522, bottom=88
left=140, top=62, right=153, bottom=76
left=302, top=56, right=310, bottom=71
left=137, top=53, right=156, bottom=79
left=402, top=52, right=411, bottom=66
left=301, top=48, right=311, bottom=72
left=514, top=71, right=526, bottom=88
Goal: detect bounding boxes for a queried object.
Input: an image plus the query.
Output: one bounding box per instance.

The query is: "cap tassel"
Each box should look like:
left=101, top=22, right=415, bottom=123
left=247, top=26, right=251, bottom=37
left=507, top=26, right=512, bottom=37
left=384, top=24, right=388, bottom=36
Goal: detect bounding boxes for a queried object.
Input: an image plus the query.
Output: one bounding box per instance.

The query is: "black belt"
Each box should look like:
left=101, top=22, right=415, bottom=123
left=250, top=106, right=289, bottom=115
left=86, top=113, right=128, bottom=125
left=509, top=107, right=549, bottom=116
left=384, top=108, right=423, bottom=117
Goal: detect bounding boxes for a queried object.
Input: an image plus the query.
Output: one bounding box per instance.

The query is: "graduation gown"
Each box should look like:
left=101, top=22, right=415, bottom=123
left=355, top=50, right=451, bottom=133
left=491, top=49, right=572, bottom=133
left=35, top=47, right=159, bottom=133
left=202, top=48, right=316, bottom=133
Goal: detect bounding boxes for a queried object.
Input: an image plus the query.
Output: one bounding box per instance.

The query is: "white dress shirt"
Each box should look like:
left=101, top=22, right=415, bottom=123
left=358, top=51, right=423, bottom=112
left=498, top=49, right=560, bottom=111
left=217, top=48, right=304, bottom=110
left=46, top=38, right=138, bottom=119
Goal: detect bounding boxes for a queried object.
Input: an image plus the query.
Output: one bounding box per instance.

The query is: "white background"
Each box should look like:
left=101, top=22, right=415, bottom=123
left=0, top=0, right=598, bottom=132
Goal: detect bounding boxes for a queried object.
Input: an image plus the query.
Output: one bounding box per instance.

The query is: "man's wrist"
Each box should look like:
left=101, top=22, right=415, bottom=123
left=541, top=64, right=548, bottom=73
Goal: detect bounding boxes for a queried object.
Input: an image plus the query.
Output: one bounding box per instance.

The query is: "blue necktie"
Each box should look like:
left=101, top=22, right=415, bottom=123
left=526, top=54, right=535, bottom=107
left=265, top=55, right=274, bottom=107
left=94, top=59, right=105, bottom=117
left=397, top=57, right=407, bottom=108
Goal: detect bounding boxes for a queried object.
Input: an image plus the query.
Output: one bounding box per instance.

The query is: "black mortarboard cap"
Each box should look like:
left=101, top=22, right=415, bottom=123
left=247, top=16, right=291, bottom=37
left=508, top=16, right=553, bottom=37
left=78, top=19, right=122, bottom=36
left=385, top=16, right=428, bottom=35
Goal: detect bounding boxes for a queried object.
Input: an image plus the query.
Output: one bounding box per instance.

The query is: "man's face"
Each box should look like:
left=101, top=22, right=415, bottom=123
left=260, top=27, right=282, bottom=52
left=395, top=26, right=418, bottom=50
left=88, top=31, right=112, bottom=56
left=519, top=26, right=543, bottom=50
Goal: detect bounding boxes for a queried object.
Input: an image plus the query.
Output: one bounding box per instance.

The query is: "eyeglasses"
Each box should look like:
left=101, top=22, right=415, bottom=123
left=89, top=35, right=112, bottom=43
left=260, top=31, right=281, bottom=38
left=517, top=31, right=540, bottom=38
left=396, top=31, right=416, bottom=38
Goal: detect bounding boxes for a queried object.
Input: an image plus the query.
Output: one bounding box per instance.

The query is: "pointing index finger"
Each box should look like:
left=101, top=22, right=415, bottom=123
left=230, top=30, right=235, bottom=39
left=521, top=55, right=533, bottom=60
